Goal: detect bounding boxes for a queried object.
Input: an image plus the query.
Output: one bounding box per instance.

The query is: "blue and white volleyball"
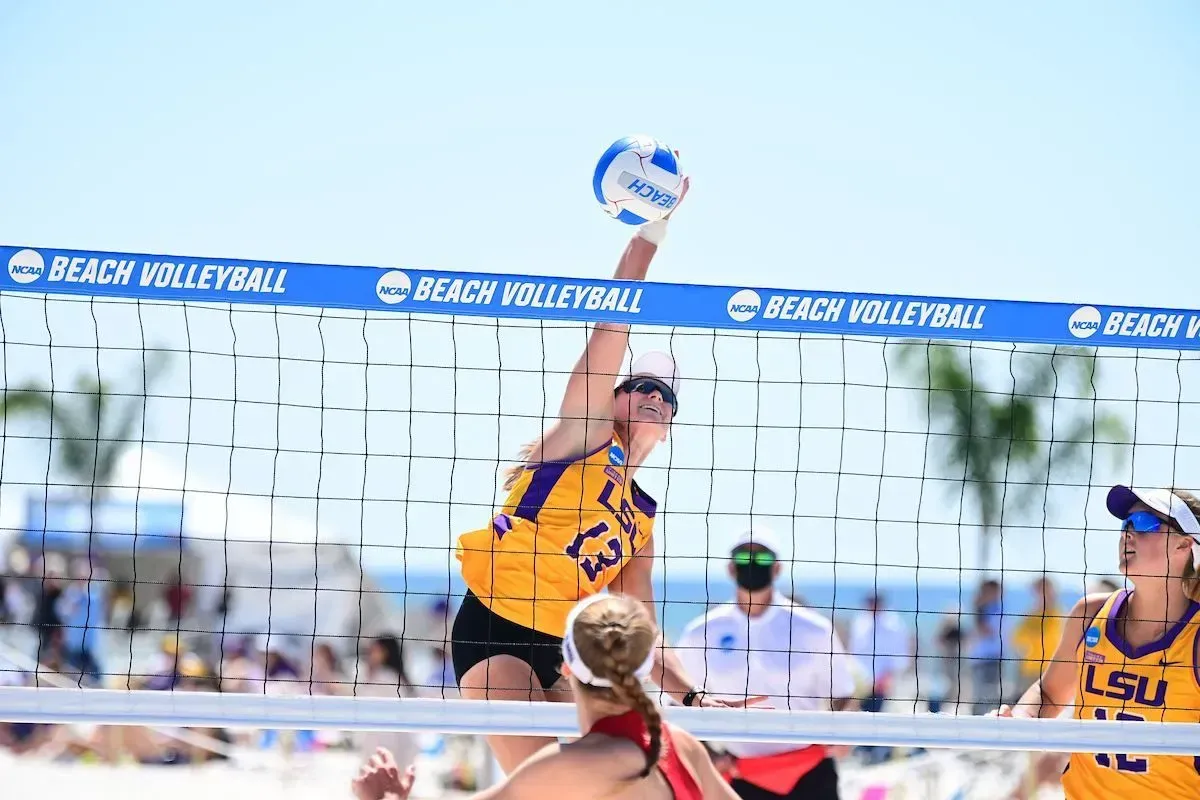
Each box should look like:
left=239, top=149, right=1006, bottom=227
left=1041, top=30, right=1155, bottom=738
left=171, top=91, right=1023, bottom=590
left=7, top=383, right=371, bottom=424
left=592, top=135, right=684, bottom=225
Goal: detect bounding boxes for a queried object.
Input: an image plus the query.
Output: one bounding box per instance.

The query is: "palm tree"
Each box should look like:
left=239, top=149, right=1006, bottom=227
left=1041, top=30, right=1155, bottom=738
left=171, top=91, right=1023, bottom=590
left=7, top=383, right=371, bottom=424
left=892, top=342, right=1129, bottom=572
left=0, top=351, right=172, bottom=532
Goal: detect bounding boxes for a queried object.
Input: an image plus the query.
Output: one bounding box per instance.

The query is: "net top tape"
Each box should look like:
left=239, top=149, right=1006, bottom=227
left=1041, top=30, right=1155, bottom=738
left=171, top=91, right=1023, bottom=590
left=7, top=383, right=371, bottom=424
left=2, top=245, right=1196, bottom=350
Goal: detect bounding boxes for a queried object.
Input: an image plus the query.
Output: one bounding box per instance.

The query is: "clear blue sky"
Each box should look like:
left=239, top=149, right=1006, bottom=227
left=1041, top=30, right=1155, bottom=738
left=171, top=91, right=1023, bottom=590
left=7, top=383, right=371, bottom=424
left=1, top=2, right=1198, bottom=593
left=1, top=2, right=1196, bottom=303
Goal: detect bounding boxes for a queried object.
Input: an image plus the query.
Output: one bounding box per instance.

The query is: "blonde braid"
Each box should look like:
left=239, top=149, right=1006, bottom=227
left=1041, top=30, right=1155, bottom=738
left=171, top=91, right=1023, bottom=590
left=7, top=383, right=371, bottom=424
left=593, top=616, right=663, bottom=778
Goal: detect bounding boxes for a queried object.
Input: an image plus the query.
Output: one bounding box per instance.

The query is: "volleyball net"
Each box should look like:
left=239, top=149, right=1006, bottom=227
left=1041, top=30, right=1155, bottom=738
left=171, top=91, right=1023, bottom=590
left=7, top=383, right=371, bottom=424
left=1, top=244, right=1199, bottom=763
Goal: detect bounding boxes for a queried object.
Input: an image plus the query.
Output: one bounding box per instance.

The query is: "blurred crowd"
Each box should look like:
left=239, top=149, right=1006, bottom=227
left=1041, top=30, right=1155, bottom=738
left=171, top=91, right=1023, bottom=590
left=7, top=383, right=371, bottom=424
left=835, top=574, right=1123, bottom=714
left=1, top=541, right=1124, bottom=784
left=0, top=546, right=481, bottom=792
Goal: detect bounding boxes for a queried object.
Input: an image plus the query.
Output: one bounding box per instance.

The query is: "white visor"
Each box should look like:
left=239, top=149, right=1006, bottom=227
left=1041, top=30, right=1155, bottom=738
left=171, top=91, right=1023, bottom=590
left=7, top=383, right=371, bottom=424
left=1107, top=485, right=1200, bottom=569
left=561, top=594, right=655, bottom=688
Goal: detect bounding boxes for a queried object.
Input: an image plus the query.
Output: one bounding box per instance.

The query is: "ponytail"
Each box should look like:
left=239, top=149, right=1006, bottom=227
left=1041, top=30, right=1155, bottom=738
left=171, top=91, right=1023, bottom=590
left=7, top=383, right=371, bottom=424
left=1169, top=488, right=1200, bottom=602
left=595, top=627, right=663, bottom=778
left=1183, top=559, right=1200, bottom=603
left=570, top=594, right=664, bottom=780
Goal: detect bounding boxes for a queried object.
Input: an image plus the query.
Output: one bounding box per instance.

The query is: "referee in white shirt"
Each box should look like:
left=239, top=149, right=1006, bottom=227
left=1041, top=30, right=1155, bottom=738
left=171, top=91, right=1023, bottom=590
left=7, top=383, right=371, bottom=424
left=675, top=527, right=856, bottom=800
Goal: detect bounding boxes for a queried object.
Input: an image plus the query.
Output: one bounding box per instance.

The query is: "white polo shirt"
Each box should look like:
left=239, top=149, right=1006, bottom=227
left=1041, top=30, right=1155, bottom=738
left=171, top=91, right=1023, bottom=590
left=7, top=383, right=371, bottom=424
left=675, top=594, right=856, bottom=758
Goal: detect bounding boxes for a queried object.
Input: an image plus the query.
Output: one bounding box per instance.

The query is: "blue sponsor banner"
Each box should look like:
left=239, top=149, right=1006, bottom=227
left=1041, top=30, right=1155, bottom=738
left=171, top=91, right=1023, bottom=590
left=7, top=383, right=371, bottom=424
left=20, top=495, right=184, bottom=553
left=2, top=244, right=1199, bottom=350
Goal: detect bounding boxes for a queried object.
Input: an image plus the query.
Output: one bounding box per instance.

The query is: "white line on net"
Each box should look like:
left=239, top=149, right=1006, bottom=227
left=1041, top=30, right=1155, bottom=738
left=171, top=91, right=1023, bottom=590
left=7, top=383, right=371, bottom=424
left=1, top=687, right=1196, bottom=755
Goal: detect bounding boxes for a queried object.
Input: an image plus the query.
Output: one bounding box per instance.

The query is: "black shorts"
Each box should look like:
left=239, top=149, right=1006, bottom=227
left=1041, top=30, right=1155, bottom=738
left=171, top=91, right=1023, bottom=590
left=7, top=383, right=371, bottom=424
left=450, top=591, right=565, bottom=691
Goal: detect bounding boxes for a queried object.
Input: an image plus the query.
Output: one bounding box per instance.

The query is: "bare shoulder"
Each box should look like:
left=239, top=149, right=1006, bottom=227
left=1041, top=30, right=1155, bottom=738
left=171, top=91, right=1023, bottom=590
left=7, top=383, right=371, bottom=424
left=666, top=724, right=705, bottom=756
left=666, top=726, right=738, bottom=799
left=500, top=742, right=626, bottom=796
left=560, top=734, right=648, bottom=778
left=1070, top=591, right=1114, bottom=622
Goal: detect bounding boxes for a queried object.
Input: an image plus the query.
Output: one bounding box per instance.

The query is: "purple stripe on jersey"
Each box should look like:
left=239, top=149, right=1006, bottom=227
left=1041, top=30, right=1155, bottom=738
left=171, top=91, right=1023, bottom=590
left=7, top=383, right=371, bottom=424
left=1193, top=615, right=1200, bottom=691
left=515, top=462, right=573, bottom=522
left=630, top=480, right=658, bottom=518
left=514, top=440, right=613, bottom=522
left=1105, top=589, right=1200, bottom=660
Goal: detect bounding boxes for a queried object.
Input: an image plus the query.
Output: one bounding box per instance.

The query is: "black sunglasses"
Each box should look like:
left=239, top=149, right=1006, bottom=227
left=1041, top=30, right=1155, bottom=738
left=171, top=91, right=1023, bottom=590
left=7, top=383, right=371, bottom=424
left=620, top=378, right=678, bottom=416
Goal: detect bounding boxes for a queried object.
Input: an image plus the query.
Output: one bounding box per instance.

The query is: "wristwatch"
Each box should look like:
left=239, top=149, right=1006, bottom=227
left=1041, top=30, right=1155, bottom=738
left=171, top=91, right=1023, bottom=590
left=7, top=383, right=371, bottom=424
left=682, top=688, right=706, bottom=707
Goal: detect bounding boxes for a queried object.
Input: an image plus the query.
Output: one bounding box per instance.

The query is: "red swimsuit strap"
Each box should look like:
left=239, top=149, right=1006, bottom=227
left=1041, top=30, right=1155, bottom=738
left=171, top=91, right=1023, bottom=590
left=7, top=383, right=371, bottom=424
left=588, top=711, right=703, bottom=800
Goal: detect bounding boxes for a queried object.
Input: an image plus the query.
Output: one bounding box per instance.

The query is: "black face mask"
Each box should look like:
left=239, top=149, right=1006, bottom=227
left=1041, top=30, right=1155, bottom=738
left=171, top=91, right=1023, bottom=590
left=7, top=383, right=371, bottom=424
left=734, top=563, right=774, bottom=591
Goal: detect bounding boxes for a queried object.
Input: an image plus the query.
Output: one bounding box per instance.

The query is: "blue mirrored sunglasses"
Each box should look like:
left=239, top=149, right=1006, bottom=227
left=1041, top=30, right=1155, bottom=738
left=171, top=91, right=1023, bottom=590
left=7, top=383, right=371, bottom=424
left=1123, top=510, right=1168, bottom=533
left=621, top=378, right=678, bottom=416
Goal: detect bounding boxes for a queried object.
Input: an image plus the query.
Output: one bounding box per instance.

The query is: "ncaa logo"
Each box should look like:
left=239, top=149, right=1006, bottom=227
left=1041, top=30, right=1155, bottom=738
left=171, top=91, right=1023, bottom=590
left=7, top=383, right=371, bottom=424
left=727, top=289, right=761, bottom=323
left=609, top=444, right=626, bottom=466
left=376, top=270, right=411, bottom=304
left=1068, top=306, right=1101, bottom=339
left=718, top=633, right=736, bottom=652
left=1084, top=626, right=1101, bottom=648
left=7, top=249, right=45, bottom=284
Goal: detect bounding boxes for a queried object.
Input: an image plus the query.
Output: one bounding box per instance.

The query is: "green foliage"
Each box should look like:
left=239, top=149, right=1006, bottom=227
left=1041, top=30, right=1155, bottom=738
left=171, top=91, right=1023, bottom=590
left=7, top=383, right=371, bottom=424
left=0, top=351, right=172, bottom=496
left=893, top=341, right=1130, bottom=570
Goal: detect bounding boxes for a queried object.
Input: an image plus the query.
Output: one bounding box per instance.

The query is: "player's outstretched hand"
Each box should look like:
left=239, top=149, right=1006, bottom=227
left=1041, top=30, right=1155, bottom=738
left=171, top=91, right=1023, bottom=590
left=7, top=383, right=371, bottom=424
left=665, top=171, right=691, bottom=220
left=989, top=703, right=1037, bottom=719
left=352, top=747, right=415, bottom=800
left=637, top=166, right=689, bottom=247
left=700, top=693, right=772, bottom=710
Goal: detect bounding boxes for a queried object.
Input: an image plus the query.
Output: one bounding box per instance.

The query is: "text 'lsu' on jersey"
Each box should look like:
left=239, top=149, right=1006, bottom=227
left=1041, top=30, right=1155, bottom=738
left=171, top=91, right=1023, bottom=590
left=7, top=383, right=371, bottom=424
left=456, top=435, right=656, bottom=637
left=1062, top=590, right=1200, bottom=800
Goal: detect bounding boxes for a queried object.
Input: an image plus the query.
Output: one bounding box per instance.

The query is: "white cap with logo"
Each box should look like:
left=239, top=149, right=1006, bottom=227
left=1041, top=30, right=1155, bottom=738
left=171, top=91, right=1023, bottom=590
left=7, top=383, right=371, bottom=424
left=730, top=526, right=782, bottom=555
left=1107, top=485, right=1200, bottom=568
left=627, top=351, right=681, bottom=396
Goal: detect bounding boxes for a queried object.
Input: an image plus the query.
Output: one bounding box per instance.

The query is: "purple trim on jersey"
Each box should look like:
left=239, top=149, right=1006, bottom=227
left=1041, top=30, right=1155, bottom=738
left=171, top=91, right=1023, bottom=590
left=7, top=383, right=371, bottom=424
left=1193, top=617, right=1200, bottom=691
left=521, top=439, right=612, bottom=471
left=1104, top=589, right=1200, bottom=660
left=492, top=514, right=513, bottom=539
left=515, top=440, right=612, bottom=522
left=630, top=480, right=657, bottom=518
left=1078, top=593, right=1114, bottom=650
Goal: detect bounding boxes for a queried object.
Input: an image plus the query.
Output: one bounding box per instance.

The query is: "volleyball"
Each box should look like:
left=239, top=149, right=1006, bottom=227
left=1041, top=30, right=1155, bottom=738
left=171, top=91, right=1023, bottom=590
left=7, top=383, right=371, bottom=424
left=592, top=135, right=685, bottom=225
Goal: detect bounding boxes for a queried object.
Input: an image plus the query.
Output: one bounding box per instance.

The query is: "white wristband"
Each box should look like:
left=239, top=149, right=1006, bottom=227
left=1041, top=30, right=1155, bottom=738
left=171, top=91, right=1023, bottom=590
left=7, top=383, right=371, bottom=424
left=636, top=219, right=669, bottom=246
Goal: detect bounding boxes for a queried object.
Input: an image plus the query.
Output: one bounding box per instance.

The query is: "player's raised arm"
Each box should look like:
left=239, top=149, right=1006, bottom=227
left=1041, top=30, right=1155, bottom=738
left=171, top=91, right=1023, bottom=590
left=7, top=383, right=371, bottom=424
left=555, top=177, right=689, bottom=449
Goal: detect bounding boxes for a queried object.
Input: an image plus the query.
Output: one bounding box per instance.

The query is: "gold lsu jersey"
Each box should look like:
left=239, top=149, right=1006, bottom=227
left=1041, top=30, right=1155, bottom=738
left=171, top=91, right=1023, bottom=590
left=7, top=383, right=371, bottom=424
left=456, top=434, right=656, bottom=637
left=1062, top=590, right=1200, bottom=800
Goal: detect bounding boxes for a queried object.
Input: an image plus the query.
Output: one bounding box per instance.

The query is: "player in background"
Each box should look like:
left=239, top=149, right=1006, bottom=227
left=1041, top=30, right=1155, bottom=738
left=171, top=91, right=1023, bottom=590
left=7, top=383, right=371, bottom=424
left=996, top=485, right=1200, bottom=799
left=352, top=594, right=739, bottom=800
left=450, top=175, right=761, bottom=774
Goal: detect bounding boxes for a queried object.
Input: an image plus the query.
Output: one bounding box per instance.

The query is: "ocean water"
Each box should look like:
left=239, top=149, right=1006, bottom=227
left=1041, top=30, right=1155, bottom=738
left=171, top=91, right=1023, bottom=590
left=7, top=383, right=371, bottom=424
left=373, top=569, right=1085, bottom=645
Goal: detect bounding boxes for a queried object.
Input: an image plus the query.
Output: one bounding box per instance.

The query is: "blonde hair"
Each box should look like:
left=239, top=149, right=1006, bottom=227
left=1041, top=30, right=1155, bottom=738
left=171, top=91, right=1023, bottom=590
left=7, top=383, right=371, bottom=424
left=1168, top=488, right=1200, bottom=603
left=569, top=594, right=663, bottom=779
left=501, top=439, right=540, bottom=493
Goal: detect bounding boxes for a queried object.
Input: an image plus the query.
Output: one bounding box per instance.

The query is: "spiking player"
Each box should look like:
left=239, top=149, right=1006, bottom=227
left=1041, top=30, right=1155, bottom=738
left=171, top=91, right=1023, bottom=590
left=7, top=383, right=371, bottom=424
left=449, top=174, right=761, bottom=774
left=998, top=484, right=1200, bottom=799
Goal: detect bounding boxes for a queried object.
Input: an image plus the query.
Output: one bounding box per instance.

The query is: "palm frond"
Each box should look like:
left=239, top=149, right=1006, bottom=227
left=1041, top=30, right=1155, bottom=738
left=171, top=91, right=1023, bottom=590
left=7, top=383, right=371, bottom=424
left=0, top=385, right=85, bottom=441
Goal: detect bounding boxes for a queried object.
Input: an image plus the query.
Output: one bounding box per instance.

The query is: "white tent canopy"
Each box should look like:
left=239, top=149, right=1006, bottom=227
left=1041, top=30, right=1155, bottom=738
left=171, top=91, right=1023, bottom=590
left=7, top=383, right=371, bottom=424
left=104, top=447, right=400, bottom=654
